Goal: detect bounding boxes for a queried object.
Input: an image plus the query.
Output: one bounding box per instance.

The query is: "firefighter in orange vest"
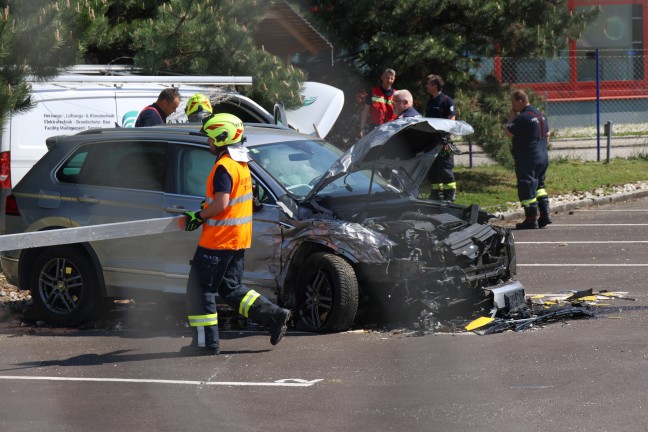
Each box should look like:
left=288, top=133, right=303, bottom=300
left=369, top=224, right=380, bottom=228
left=359, top=68, right=397, bottom=137
left=182, top=113, right=291, bottom=356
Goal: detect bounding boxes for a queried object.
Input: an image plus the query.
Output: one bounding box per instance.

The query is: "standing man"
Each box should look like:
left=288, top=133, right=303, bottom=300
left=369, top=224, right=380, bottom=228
left=182, top=113, right=291, bottom=355
left=425, top=74, right=457, bottom=202
left=359, top=68, right=397, bottom=137
left=393, top=90, right=421, bottom=118
left=134, top=87, right=181, bottom=127
left=505, top=89, right=552, bottom=230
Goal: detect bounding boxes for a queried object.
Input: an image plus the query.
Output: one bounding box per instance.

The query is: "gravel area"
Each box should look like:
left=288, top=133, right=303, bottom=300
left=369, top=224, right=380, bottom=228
left=0, top=274, right=31, bottom=316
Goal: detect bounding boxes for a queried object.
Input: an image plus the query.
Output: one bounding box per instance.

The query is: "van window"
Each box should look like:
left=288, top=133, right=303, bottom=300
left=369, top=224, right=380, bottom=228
left=57, top=141, right=167, bottom=191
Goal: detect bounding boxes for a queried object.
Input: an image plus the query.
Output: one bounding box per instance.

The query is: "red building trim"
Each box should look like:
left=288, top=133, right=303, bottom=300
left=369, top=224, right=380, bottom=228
left=498, top=0, right=648, bottom=101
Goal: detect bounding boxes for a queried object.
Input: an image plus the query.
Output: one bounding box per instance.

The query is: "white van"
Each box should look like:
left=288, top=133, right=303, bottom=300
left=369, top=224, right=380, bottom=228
left=0, top=73, right=344, bottom=233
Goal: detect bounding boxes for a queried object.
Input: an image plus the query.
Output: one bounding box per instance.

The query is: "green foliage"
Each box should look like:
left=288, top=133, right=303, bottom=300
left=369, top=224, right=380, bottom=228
left=454, top=77, right=513, bottom=168
left=80, top=0, right=305, bottom=110
left=0, top=1, right=93, bottom=128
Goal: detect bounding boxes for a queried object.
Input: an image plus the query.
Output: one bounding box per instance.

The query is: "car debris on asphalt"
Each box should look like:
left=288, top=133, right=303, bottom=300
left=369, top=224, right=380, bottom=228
left=456, top=289, right=634, bottom=336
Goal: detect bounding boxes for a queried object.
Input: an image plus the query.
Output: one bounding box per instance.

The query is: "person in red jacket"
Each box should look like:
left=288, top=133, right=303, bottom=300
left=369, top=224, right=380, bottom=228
left=359, top=68, right=397, bottom=137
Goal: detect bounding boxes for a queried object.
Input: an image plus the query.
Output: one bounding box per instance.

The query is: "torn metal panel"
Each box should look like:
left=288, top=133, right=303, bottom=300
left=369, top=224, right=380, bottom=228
left=304, top=117, right=475, bottom=201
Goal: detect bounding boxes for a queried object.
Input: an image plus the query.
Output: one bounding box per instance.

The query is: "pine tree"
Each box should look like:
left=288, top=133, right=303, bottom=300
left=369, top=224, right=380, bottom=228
left=0, top=1, right=94, bottom=127
left=81, top=0, right=305, bottom=109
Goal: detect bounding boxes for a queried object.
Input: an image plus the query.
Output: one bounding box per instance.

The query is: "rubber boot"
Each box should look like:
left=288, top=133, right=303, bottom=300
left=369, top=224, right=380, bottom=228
left=537, top=197, right=553, bottom=228
left=516, top=203, right=539, bottom=230
left=430, top=189, right=443, bottom=201
left=443, top=189, right=456, bottom=202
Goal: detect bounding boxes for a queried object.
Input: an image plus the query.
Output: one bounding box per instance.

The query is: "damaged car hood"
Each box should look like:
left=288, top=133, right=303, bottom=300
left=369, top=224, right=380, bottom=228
left=304, top=117, right=474, bottom=201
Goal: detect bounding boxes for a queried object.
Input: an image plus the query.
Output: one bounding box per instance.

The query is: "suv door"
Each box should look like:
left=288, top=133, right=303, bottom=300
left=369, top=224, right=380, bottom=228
left=163, top=143, right=281, bottom=300
left=64, top=140, right=168, bottom=294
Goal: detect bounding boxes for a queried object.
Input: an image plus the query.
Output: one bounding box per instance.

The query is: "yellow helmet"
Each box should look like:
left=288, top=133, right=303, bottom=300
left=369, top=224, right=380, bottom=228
left=201, top=113, right=244, bottom=146
left=185, top=93, right=213, bottom=120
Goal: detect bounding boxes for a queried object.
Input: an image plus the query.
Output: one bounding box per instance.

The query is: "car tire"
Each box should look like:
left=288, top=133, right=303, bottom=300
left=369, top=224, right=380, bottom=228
left=28, top=246, right=101, bottom=327
left=296, top=252, right=359, bottom=332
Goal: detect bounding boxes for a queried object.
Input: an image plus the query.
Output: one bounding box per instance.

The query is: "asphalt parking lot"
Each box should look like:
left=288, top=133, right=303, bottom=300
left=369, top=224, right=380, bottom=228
left=2, top=196, right=648, bottom=432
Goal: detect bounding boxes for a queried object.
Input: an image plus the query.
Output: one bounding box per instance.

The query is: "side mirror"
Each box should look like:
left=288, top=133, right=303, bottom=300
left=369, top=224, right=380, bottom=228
left=273, top=101, right=288, bottom=127
left=252, top=183, right=263, bottom=211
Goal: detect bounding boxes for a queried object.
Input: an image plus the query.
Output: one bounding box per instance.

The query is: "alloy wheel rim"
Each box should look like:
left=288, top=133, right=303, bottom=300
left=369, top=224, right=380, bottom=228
left=38, top=257, right=83, bottom=314
left=301, top=269, right=333, bottom=329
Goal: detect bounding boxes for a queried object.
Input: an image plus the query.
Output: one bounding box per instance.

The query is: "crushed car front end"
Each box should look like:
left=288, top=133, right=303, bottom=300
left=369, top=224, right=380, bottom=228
left=283, top=195, right=520, bottom=325
left=353, top=201, right=518, bottom=322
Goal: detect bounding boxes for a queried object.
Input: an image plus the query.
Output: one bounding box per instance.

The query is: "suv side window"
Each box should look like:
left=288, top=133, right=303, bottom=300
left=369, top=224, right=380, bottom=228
left=176, top=145, right=275, bottom=204
left=176, top=145, right=213, bottom=197
left=57, top=141, right=167, bottom=191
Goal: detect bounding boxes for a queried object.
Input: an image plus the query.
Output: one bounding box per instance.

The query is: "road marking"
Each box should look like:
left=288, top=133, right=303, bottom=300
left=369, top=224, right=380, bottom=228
left=517, top=241, right=648, bottom=244
left=541, top=223, right=648, bottom=226
left=571, top=209, right=648, bottom=212
left=0, top=375, right=322, bottom=387
left=510, top=385, right=554, bottom=390
left=519, top=263, right=648, bottom=267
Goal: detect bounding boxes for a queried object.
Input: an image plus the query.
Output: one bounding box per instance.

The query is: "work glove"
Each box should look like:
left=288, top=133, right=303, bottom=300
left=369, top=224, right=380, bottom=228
left=184, top=211, right=204, bottom=231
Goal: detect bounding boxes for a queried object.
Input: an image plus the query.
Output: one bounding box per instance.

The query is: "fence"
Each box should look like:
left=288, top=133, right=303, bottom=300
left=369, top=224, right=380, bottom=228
left=481, top=49, right=648, bottom=141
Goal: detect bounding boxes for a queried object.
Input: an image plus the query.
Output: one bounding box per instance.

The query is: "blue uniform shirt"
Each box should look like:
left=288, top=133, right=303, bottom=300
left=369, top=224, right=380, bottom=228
left=397, top=107, right=421, bottom=118
left=134, top=103, right=166, bottom=127
left=507, top=105, right=549, bottom=156
left=425, top=92, right=455, bottom=119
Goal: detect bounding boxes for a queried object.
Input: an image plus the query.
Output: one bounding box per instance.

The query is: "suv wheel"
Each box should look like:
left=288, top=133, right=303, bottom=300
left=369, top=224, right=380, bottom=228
left=28, top=246, right=101, bottom=326
left=296, top=252, right=359, bottom=332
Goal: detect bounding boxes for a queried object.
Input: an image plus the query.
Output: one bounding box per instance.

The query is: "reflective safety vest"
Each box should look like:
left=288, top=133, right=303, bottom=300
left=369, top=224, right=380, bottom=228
left=198, top=154, right=253, bottom=250
left=369, top=85, right=396, bottom=125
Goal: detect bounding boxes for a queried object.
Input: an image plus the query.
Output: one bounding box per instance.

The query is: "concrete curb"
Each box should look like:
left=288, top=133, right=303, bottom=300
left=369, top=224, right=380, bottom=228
left=495, top=188, right=648, bottom=222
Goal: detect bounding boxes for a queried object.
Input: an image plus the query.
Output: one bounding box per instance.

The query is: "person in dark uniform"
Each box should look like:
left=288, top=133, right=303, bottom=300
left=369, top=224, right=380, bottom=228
left=182, top=113, right=291, bottom=355
left=425, top=74, right=457, bottom=201
left=505, top=89, right=552, bottom=229
left=392, top=90, right=421, bottom=118
left=359, top=68, right=397, bottom=137
left=134, top=87, right=181, bottom=127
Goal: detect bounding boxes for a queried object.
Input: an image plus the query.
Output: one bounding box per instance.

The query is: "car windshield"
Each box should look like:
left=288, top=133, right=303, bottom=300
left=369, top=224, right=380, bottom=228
left=248, top=139, right=402, bottom=199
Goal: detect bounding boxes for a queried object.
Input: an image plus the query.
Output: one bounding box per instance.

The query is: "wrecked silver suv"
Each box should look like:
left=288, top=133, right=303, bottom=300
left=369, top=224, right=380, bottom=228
left=271, top=118, right=522, bottom=331
left=1, top=118, right=522, bottom=332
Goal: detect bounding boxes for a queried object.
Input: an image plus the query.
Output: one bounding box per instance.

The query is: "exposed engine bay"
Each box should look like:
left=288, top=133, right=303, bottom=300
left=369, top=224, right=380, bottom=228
left=348, top=203, right=520, bottom=328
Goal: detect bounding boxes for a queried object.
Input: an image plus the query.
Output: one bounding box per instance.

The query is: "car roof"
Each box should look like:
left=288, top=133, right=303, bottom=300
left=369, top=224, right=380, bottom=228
left=52, top=122, right=319, bottom=148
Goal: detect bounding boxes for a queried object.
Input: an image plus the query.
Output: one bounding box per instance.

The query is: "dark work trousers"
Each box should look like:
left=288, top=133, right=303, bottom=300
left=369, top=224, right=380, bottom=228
left=537, top=146, right=549, bottom=191
left=428, top=152, right=455, bottom=185
left=186, top=246, right=279, bottom=349
left=514, top=151, right=547, bottom=203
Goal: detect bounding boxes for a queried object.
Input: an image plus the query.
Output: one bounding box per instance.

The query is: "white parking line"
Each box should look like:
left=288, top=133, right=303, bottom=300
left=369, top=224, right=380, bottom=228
left=540, top=223, right=648, bottom=226
left=519, top=263, right=648, bottom=267
left=572, top=209, right=648, bottom=212
left=0, top=375, right=323, bottom=387
left=517, top=241, right=648, bottom=244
